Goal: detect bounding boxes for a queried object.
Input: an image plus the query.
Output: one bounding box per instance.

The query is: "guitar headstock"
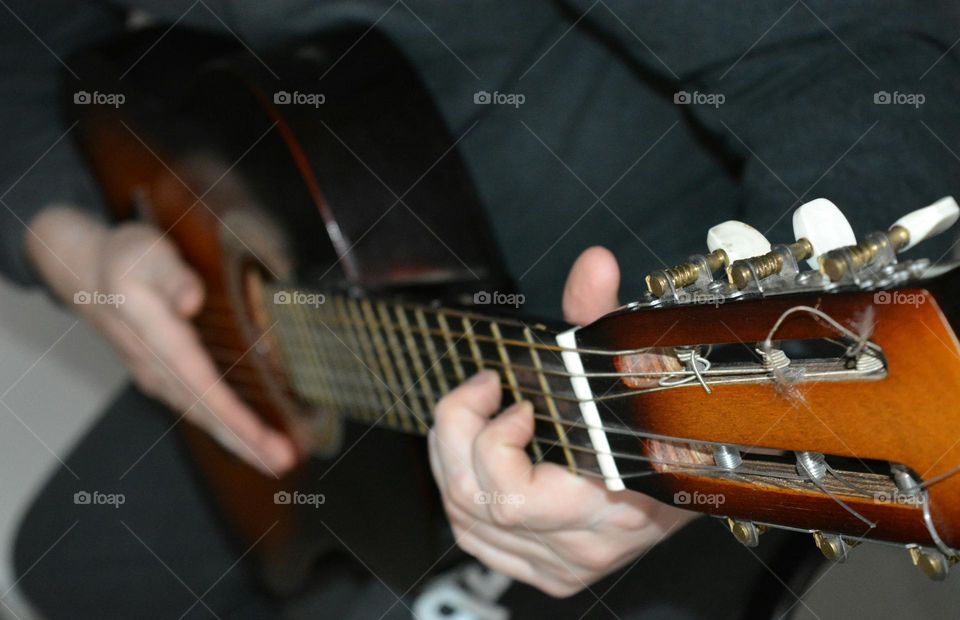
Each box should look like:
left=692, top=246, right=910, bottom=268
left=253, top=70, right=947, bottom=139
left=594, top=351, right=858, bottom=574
left=565, top=197, right=960, bottom=579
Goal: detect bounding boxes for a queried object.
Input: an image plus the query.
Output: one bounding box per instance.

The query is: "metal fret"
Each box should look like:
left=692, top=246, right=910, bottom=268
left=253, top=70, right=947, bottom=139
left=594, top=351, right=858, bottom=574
left=285, top=296, right=337, bottom=411
left=359, top=299, right=406, bottom=430
left=311, top=300, right=378, bottom=420
left=416, top=308, right=451, bottom=396
left=491, top=322, right=543, bottom=462
left=378, top=303, right=429, bottom=433
left=461, top=317, right=485, bottom=371
left=437, top=312, right=466, bottom=383
left=335, top=297, right=393, bottom=422
left=396, top=307, right=438, bottom=414
left=525, top=326, right=576, bottom=473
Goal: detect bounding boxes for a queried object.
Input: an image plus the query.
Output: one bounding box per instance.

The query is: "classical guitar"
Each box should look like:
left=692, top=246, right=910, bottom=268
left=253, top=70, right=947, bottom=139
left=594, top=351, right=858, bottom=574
left=66, top=27, right=960, bottom=597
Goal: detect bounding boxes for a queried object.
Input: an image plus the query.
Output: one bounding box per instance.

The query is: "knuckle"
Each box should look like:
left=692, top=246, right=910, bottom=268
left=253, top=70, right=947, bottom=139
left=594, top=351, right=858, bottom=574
left=447, top=471, right=477, bottom=512
left=451, top=528, right=479, bottom=556
left=577, top=542, right=618, bottom=572
left=431, top=403, right=453, bottom=434
left=488, top=498, right=525, bottom=528
left=533, top=574, right=581, bottom=599
left=545, top=582, right=579, bottom=599
left=610, top=507, right=651, bottom=532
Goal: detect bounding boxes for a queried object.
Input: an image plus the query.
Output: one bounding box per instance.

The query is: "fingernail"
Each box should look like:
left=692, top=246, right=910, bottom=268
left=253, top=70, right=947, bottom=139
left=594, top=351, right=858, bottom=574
left=506, top=400, right=533, bottom=415
left=466, top=370, right=497, bottom=385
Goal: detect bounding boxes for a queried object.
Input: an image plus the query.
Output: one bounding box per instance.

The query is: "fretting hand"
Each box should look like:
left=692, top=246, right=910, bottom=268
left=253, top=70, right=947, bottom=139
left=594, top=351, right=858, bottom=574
left=429, top=246, right=697, bottom=597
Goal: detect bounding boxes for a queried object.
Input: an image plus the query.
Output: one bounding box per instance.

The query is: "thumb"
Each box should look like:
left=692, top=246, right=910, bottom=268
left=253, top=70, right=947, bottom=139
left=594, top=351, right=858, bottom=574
left=562, top=246, right=620, bottom=326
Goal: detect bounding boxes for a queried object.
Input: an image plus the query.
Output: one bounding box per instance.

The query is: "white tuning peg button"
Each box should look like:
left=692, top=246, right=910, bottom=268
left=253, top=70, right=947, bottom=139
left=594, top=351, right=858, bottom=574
left=706, top=220, right=771, bottom=263
left=792, top=198, right=856, bottom=268
left=892, top=196, right=960, bottom=251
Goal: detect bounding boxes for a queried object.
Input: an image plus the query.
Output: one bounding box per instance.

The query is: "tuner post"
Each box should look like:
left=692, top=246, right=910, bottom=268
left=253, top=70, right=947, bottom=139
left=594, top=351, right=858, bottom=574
left=819, top=226, right=909, bottom=282
left=728, top=239, right=813, bottom=289
left=646, top=249, right=729, bottom=297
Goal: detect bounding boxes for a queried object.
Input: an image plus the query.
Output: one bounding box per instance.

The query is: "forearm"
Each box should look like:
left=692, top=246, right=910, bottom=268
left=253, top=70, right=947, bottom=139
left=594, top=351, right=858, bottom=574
left=25, top=205, right=108, bottom=306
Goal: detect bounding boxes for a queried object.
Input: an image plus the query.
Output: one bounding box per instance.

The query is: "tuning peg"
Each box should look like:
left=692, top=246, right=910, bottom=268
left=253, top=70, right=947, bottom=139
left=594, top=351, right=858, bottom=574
left=727, top=518, right=764, bottom=547
left=645, top=249, right=728, bottom=298
left=813, top=532, right=852, bottom=563
left=819, top=196, right=960, bottom=281
left=792, top=198, right=857, bottom=269
left=909, top=546, right=952, bottom=581
left=891, top=196, right=959, bottom=251
left=707, top=221, right=771, bottom=264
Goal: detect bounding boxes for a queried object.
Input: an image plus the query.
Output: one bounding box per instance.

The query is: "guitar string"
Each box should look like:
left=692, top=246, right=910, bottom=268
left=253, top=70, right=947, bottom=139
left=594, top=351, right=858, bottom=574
left=196, top=299, right=861, bottom=383
left=202, top=335, right=906, bottom=516
left=206, top=286, right=830, bottom=358
left=207, top=352, right=891, bottom=496
left=198, top=292, right=950, bottom=540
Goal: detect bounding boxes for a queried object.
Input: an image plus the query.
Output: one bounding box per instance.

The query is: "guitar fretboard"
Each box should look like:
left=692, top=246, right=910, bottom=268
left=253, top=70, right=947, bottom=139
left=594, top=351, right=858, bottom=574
left=261, top=283, right=596, bottom=475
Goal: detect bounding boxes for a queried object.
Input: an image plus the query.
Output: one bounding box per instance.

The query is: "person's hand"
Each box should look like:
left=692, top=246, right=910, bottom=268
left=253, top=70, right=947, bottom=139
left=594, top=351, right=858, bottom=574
left=428, top=246, right=697, bottom=597
left=26, top=206, right=296, bottom=475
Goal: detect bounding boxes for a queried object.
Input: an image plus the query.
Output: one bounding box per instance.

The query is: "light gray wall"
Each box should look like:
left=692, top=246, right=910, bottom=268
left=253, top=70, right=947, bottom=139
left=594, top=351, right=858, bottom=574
left=0, top=281, right=125, bottom=618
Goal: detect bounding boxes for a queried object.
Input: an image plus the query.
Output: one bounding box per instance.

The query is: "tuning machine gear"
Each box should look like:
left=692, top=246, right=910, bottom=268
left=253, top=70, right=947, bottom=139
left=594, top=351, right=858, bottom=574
left=820, top=196, right=959, bottom=282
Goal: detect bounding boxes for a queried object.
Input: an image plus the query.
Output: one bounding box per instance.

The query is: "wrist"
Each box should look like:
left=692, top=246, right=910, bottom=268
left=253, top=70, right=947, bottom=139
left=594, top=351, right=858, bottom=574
left=25, top=205, right=110, bottom=305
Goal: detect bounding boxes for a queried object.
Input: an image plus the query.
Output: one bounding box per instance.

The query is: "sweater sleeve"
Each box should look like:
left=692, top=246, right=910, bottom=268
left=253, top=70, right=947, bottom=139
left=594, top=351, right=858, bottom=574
left=0, top=1, right=122, bottom=287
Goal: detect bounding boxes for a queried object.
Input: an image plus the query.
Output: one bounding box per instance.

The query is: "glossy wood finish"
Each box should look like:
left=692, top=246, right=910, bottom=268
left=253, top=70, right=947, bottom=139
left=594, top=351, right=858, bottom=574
left=580, top=279, right=960, bottom=548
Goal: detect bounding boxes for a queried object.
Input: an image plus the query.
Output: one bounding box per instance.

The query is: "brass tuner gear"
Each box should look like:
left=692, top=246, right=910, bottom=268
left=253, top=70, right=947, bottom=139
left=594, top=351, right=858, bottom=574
left=820, top=225, right=910, bottom=282
left=646, top=249, right=729, bottom=297
left=728, top=239, right=813, bottom=289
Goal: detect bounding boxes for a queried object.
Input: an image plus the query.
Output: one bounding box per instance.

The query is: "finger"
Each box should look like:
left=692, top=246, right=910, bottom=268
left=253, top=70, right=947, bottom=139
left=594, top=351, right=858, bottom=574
left=562, top=246, right=620, bottom=326
left=127, top=293, right=296, bottom=474
left=453, top=527, right=582, bottom=598
left=474, top=401, right=612, bottom=530
left=451, top=527, right=537, bottom=588
left=431, top=370, right=501, bottom=475
left=445, top=500, right=559, bottom=567
left=135, top=236, right=205, bottom=318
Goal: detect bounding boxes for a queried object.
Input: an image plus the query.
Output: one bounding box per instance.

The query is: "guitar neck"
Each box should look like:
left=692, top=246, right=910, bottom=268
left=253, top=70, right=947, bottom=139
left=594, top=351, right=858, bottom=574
left=259, top=281, right=588, bottom=469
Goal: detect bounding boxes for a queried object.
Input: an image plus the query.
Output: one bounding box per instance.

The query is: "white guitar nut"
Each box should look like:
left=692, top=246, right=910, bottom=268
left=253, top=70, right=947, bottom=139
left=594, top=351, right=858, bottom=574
left=792, top=198, right=857, bottom=268
left=893, top=196, right=960, bottom=251
left=706, top=220, right=771, bottom=263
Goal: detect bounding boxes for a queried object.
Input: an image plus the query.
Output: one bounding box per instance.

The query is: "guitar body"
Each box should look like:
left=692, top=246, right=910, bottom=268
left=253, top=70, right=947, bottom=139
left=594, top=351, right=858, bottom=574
left=67, top=28, right=509, bottom=593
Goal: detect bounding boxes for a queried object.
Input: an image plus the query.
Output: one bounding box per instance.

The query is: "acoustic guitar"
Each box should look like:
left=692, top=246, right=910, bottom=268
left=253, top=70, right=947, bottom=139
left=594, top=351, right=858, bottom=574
left=65, top=26, right=960, bottom=598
